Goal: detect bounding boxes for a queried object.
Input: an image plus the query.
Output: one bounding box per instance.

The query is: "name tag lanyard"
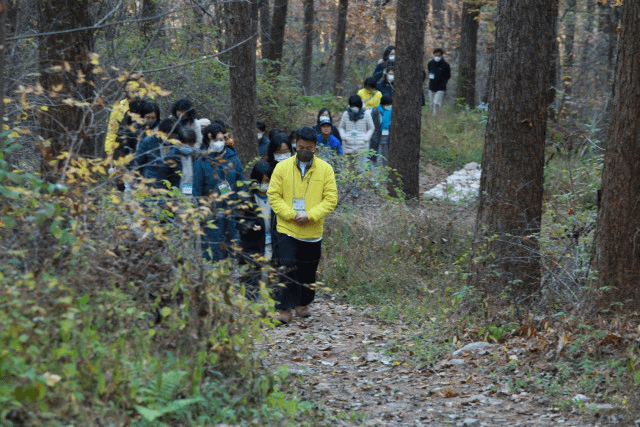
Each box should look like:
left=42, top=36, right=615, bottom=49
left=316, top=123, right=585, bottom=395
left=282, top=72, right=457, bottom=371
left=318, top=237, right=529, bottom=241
left=292, top=162, right=313, bottom=211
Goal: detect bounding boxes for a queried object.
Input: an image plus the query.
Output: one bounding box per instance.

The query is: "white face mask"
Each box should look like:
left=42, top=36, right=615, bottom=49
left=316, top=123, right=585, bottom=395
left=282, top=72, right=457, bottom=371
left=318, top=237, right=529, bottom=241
left=259, top=183, right=269, bottom=192
left=209, top=140, right=225, bottom=153
left=389, top=55, right=395, bottom=62
left=274, top=153, right=291, bottom=162
left=350, top=107, right=360, bottom=113
left=383, top=105, right=392, bottom=111
left=257, top=132, right=263, bottom=140
left=387, top=74, right=395, bottom=83
left=434, top=56, right=442, bottom=62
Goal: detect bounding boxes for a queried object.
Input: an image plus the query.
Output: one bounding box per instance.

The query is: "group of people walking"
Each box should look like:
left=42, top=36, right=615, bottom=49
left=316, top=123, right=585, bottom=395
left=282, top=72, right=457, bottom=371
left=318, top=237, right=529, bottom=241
left=105, top=45, right=450, bottom=323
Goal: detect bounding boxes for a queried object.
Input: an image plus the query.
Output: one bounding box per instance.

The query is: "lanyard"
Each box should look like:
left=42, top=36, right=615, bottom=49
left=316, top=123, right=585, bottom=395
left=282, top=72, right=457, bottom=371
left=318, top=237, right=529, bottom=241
left=292, top=162, right=313, bottom=200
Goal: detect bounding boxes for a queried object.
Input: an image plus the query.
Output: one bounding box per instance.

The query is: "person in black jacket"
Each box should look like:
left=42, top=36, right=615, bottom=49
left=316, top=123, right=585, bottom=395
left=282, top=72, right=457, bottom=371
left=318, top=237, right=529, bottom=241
left=427, top=48, right=451, bottom=116
left=236, top=161, right=274, bottom=297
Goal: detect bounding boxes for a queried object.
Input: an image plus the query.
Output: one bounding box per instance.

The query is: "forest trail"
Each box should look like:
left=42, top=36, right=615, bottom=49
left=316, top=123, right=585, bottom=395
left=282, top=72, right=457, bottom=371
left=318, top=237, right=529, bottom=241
left=261, top=297, right=612, bottom=426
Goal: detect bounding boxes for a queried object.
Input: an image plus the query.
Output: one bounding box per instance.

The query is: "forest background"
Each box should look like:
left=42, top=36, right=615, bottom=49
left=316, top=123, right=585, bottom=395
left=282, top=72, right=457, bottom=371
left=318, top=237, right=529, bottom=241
left=1, top=0, right=639, bottom=425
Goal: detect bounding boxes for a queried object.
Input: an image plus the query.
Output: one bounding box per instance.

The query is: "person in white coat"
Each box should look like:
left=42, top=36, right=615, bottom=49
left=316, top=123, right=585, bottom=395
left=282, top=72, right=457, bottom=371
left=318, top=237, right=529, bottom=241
left=338, top=95, right=374, bottom=170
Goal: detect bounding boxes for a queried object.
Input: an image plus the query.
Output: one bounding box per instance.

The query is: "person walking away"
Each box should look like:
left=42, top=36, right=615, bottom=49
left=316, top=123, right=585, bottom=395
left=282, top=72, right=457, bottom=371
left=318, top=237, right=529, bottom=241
left=267, top=126, right=338, bottom=324
left=357, top=77, right=383, bottom=109
left=193, top=124, right=245, bottom=261
left=427, top=48, right=451, bottom=116
left=377, top=95, right=393, bottom=166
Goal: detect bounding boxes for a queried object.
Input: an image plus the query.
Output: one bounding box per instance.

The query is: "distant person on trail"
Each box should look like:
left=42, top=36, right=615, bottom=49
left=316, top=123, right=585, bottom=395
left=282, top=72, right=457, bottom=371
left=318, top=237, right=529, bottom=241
left=257, top=120, right=270, bottom=157
left=377, top=95, right=393, bottom=166
left=377, top=64, right=395, bottom=101
left=373, top=45, right=395, bottom=83
left=427, top=48, right=451, bottom=117
left=312, top=108, right=342, bottom=144
left=267, top=126, right=338, bottom=324
left=357, top=76, right=383, bottom=109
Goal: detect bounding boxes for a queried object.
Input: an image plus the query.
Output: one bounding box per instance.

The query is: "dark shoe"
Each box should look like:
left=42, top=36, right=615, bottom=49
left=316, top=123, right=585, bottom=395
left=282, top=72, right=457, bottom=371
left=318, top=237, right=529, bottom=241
left=276, top=310, right=292, bottom=324
left=295, top=305, right=311, bottom=318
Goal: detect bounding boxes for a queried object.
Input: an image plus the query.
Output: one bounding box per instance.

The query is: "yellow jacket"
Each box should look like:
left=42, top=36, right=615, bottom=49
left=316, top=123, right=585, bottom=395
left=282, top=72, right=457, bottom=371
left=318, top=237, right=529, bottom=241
left=357, top=88, right=382, bottom=109
left=105, top=99, right=129, bottom=155
left=268, top=155, right=338, bottom=239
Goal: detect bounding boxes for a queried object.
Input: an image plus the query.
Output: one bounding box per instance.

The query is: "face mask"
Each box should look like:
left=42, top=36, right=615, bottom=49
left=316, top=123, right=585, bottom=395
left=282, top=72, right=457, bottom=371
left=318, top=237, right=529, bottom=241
left=209, top=140, right=225, bottom=153
left=291, top=144, right=297, bottom=151
left=383, top=106, right=392, bottom=111
left=350, top=107, right=360, bottom=113
left=297, top=150, right=314, bottom=163
left=274, top=153, right=291, bottom=162
left=387, top=75, right=395, bottom=83
left=389, top=55, right=395, bottom=62
left=257, top=132, right=263, bottom=140
left=434, top=56, right=442, bottom=62
left=259, top=183, right=269, bottom=192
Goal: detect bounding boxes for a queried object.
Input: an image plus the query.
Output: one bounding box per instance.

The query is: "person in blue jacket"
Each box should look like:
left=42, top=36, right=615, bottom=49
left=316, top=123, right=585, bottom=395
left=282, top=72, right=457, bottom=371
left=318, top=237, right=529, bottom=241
left=376, top=95, right=393, bottom=166
left=316, top=116, right=343, bottom=155
left=193, top=123, right=245, bottom=261
left=133, top=117, right=182, bottom=190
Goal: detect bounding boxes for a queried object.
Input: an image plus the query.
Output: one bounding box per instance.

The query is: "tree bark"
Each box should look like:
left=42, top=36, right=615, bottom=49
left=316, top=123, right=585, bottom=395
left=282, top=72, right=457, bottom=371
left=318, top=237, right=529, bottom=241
left=141, top=0, right=158, bottom=42
left=388, top=0, right=427, bottom=199
left=225, top=0, right=258, bottom=165
left=37, top=0, right=95, bottom=178
left=302, top=0, right=314, bottom=94
left=432, top=0, right=445, bottom=44
left=469, top=0, right=557, bottom=304
left=0, top=0, right=5, bottom=125
left=333, top=0, right=348, bottom=95
left=266, top=0, right=288, bottom=75
left=592, top=1, right=640, bottom=312
left=456, top=1, right=480, bottom=108
left=259, top=0, right=271, bottom=60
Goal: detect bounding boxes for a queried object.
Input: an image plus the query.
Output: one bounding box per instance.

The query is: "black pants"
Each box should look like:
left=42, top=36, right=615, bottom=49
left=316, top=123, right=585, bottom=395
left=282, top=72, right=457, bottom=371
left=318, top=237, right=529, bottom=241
left=275, top=234, right=321, bottom=310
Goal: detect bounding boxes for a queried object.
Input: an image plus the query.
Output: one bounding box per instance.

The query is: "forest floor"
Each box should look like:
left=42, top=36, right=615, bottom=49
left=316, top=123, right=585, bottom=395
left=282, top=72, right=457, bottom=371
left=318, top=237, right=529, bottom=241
left=261, top=297, right=626, bottom=426
left=260, top=164, right=631, bottom=426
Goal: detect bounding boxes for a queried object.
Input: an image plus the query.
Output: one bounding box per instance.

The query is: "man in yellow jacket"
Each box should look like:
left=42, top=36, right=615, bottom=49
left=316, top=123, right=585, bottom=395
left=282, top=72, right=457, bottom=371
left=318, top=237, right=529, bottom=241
left=267, top=126, right=338, bottom=324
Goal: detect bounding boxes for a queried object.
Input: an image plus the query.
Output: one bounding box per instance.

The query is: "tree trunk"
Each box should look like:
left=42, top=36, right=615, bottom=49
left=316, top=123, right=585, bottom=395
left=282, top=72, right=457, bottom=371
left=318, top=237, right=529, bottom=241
left=0, top=0, right=5, bottom=125
left=225, top=0, right=258, bottom=165
left=259, top=0, right=271, bottom=60
left=592, top=1, right=640, bottom=312
left=333, top=0, right=348, bottom=95
left=302, top=0, right=314, bottom=94
left=38, top=0, right=95, bottom=178
left=266, top=0, right=288, bottom=75
left=388, top=0, right=427, bottom=199
left=432, top=0, right=445, bottom=44
left=456, top=1, right=480, bottom=108
left=141, top=0, right=158, bottom=42
left=575, top=0, right=595, bottom=98
left=469, top=0, right=557, bottom=304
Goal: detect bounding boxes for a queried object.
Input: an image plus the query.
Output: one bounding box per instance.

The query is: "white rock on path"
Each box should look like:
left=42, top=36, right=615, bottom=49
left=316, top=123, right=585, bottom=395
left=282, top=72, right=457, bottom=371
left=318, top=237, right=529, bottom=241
left=423, top=162, right=481, bottom=202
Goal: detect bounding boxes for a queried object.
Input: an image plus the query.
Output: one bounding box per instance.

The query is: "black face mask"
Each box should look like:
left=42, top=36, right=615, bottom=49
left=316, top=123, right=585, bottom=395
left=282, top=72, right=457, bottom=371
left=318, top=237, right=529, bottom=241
left=297, top=149, right=314, bottom=162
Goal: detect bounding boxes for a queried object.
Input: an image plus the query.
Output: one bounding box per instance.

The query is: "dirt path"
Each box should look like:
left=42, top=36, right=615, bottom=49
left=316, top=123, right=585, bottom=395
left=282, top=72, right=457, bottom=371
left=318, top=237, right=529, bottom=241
left=262, top=297, right=615, bottom=426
